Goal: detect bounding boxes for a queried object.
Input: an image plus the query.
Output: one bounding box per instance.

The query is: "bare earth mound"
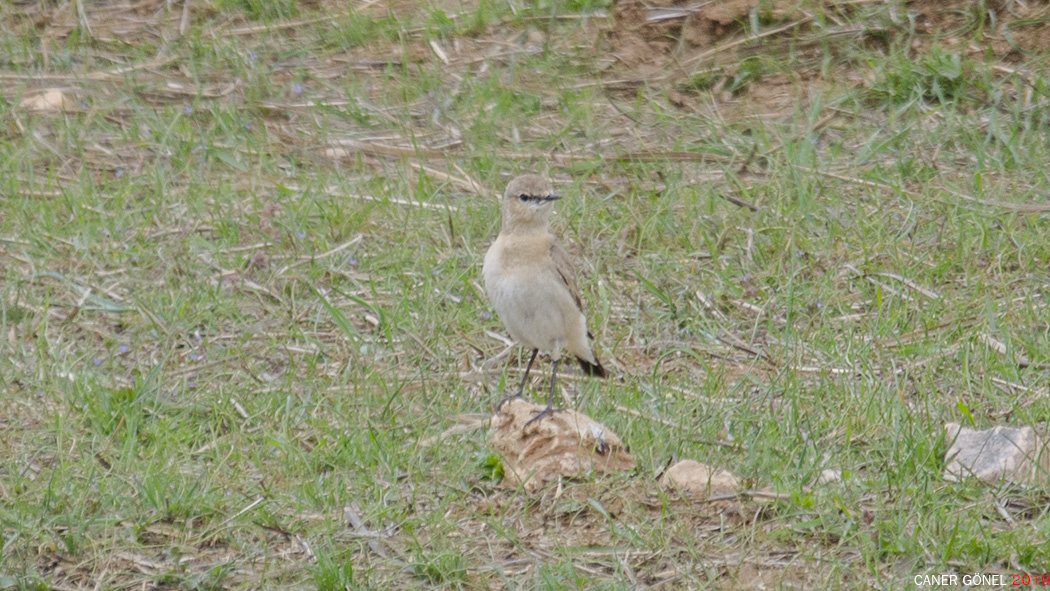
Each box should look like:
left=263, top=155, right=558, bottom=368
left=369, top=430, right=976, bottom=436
left=490, top=398, right=636, bottom=492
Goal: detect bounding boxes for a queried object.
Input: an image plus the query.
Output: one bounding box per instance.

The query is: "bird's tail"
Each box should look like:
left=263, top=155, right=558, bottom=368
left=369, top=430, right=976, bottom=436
left=577, top=355, right=608, bottom=378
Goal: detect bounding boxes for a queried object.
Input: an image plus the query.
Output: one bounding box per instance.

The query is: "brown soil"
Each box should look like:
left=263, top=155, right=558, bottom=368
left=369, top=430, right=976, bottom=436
left=608, top=0, right=1050, bottom=76
left=607, top=0, right=790, bottom=77
left=909, top=0, right=1050, bottom=58
left=605, top=0, right=1050, bottom=120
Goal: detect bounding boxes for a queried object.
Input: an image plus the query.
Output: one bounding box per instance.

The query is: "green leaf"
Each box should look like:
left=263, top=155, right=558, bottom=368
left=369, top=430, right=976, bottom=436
left=213, top=149, right=248, bottom=172
left=308, top=282, right=360, bottom=344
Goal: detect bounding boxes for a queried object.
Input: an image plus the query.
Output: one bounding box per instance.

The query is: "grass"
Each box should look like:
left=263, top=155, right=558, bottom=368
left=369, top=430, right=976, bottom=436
left=2, top=0, right=1050, bottom=588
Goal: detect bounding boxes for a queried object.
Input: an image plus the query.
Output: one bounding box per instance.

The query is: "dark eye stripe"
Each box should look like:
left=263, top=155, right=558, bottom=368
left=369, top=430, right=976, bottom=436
left=516, top=193, right=557, bottom=202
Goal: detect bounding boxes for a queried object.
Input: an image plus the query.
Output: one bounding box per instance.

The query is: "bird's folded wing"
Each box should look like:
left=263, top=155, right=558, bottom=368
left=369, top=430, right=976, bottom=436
left=550, top=241, right=584, bottom=313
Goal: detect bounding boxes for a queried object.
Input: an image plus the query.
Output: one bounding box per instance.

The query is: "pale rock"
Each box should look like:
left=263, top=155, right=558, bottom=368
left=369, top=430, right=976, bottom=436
left=817, top=469, right=842, bottom=485
left=20, top=89, right=73, bottom=112
left=943, top=423, right=1050, bottom=485
left=659, top=459, right=740, bottom=499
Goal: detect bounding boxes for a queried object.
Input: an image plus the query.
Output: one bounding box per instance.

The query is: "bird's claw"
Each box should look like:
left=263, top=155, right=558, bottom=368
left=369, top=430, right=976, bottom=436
left=523, top=404, right=557, bottom=429
left=496, top=392, right=524, bottom=413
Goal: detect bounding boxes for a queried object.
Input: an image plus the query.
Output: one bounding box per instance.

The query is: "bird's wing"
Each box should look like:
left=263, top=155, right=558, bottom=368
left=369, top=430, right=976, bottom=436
left=550, top=240, right=584, bottom=313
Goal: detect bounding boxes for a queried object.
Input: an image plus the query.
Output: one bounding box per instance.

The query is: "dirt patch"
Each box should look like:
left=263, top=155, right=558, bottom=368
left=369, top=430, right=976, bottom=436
left=460, top=479, right=795, bottom=587
left=607, top=0, right=1050, bottom=79
left=1005, top=20, right=1050, bottom=56
left=603, top=0, right=1050, bottom=121
left=908, top=0, right=1050, bottom=58
left=606, top=0, right=804, bottom=77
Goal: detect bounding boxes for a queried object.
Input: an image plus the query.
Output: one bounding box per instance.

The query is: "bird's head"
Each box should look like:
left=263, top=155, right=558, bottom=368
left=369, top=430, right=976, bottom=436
left=500, top=174, right=562, bottom=233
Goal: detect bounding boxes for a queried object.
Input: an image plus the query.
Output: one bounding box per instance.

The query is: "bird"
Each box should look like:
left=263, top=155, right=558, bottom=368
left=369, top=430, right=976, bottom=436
left=483, top=174, right=607, bottom=427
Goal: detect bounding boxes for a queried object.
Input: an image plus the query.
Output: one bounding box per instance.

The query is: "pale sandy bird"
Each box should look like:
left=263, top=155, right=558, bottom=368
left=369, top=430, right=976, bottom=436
left=483, top=174, right=607, bottom=426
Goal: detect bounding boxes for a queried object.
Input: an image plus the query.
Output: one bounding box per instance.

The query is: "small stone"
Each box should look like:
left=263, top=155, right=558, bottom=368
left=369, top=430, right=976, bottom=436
left=20, top=89, right=72, bottom=112
left=323, top=147, right=353, bottom=159
left=659, top=459, right=740, bottom=499
left=526, top=30, right=546, bottom=48
left=816, top=469, right=842, bottom=485
left=943, top=423, right=1050, bottom=486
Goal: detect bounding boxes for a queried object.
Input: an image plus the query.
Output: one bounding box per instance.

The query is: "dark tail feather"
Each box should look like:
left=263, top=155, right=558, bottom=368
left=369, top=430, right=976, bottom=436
left=577, top=356, right=608, bottom=378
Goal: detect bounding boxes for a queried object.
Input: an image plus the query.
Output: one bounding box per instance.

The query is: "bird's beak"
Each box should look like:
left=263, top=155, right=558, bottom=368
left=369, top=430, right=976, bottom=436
left=545, top=193, right=563, bottom=201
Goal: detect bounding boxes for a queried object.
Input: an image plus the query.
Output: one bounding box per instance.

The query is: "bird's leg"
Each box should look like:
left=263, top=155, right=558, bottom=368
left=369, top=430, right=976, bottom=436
left=524, top=357, right=560, bottom=428
left=497, top=348, right=538, bottom=411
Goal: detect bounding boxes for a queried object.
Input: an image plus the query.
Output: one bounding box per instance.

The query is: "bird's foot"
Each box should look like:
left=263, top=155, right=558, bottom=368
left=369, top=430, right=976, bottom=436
left=523, top=403, right=558, bottom=429
left=496, top=392, right=524, bottom=413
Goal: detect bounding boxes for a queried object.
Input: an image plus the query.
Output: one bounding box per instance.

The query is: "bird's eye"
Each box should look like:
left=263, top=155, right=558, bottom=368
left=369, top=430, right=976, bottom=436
left=518, top=194, right=530, bottom=202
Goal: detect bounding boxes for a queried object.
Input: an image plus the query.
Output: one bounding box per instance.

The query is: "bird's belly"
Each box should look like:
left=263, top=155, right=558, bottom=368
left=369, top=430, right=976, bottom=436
left=490, top=277, right=570, bottom=352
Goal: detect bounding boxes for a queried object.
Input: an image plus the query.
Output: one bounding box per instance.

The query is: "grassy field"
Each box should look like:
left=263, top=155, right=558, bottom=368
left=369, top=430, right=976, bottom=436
left=2, top=0, right=1050, bottom=588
